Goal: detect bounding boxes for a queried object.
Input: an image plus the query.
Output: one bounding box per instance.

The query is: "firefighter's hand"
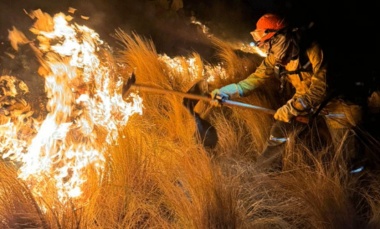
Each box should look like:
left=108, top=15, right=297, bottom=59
left=275, top=99, right=311, bottom=123
left=274, top=103, right=294, bottom=123
left=274, top=99, right=305, bottom=123
left=211, top=84, right=242, bottom=99
left=209, top=89, right=228, bottom=107
left=209, top=84, right=243, bottom=107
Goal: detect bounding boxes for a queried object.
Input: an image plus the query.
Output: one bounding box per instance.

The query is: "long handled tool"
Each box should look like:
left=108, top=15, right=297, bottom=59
left=122, top=73, right=276, bottom=115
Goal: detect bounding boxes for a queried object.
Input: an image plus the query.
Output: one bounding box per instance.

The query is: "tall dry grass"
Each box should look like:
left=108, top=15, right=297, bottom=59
left=1, top=30, right=380, bottom=229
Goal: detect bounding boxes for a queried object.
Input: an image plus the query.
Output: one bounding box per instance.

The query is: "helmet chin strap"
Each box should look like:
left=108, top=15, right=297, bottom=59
left=290, top=38, right=300, bottom=60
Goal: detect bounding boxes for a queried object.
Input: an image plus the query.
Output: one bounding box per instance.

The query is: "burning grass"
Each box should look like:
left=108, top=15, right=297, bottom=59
left=1, top=10, right=380, bottom=229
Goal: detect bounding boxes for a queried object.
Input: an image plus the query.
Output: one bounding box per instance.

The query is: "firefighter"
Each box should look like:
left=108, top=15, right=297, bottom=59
left=209, top=13, right=362, bottom=171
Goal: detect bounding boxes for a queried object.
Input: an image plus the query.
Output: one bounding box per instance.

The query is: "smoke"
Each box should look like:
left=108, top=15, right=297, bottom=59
left=0, top=1, right=213, bottom=61
left=0, top=0, right=287, bottom=61
left=1, top=0, right=377, bottom=88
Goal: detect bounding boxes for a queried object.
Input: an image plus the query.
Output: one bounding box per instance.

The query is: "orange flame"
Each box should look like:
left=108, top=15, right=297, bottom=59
left=2, top=10, right=143, bottom=203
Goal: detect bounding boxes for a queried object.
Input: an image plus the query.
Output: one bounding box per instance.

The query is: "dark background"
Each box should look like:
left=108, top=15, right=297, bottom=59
left=0, top=0, right=378, bottom=97
left=0, top=0, right=377, bottom=53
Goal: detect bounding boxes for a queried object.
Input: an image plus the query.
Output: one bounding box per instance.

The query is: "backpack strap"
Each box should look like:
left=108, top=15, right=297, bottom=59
left=276, top=59, right=311, bottom=93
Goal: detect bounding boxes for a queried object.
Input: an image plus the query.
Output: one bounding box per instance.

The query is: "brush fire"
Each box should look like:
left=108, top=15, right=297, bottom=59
left=2, top=10, right=143, bottom=203
left=1, top=5, right=380, bottom=229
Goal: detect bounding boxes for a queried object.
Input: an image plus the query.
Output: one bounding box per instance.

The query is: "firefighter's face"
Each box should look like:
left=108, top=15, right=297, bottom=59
left=268, top=34, right=293, bottom=66
left=268, top=34, right=290, bottom=65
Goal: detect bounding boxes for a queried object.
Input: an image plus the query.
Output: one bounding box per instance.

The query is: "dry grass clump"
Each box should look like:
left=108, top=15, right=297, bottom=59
left=0, top=162, right=46, bottom=228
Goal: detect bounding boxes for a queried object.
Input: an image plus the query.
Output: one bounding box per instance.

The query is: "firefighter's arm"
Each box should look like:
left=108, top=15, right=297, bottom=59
left=271, top=44, right=327, bottom=124
left=236, top=55, right=276, bottom=96
left=294, top=43, right=327, bottom=110
left=209, top=56, right=275, bottom=107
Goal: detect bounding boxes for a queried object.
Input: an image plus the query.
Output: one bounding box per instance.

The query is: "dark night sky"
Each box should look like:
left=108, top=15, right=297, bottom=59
left=0, top=0, right=377, bottom=47
left=0, top=0, right=378, bottom=88
left=0, top=0, right=377, bottom=50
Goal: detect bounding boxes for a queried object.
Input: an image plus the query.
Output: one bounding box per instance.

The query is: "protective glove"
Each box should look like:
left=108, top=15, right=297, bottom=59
left=209, top=84, right=243, bottom=107
left=292, top=97, right=309, bottom=112
left=274, top=99, right=307, bottom=123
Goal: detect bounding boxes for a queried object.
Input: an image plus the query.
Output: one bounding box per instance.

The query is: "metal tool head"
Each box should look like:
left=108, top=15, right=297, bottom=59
left=122, top=72, right=136, bottom=99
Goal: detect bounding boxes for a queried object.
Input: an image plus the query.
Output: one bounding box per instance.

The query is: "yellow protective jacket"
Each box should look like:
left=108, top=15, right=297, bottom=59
left=237, top=41, right=327, bottom=113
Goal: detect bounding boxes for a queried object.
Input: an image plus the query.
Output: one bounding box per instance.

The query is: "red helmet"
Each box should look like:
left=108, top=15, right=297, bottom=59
left=251, top=14, right=286, bottom=44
